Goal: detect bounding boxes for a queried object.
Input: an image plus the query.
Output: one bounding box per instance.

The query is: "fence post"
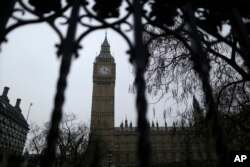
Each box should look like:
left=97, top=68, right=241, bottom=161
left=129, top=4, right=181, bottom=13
left=40, top=1, right=80, bottom=166
left=0, top=0, right=17, bottom=45
left=133, top=0, right=151, bottom=167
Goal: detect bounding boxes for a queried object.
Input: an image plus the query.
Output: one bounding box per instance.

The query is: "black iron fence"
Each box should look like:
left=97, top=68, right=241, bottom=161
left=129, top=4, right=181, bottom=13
left=1, top=0, right=250, bottom=167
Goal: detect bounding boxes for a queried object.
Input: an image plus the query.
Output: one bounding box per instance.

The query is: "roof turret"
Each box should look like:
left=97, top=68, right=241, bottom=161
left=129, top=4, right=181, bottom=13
left=125, top=117, right=128, bottom=127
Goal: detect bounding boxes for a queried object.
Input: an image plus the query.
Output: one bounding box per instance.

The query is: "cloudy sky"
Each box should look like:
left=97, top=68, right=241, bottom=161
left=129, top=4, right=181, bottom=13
left=0, top=3, right=178, bottom=128
left=0, top=26, right=171, bottom=127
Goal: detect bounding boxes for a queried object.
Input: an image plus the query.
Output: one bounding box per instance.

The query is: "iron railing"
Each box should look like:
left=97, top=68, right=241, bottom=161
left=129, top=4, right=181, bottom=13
left=1, top=0, right=250, bottom=167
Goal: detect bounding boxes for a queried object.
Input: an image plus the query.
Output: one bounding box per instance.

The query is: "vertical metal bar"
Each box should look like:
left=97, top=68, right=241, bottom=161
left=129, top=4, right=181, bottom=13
left=231, top=8, right=250, bottom=70
left=40, top=1, right=80, bottom=167
left=185, top=2, right=228, bottom=167
left=133, top=0, right=151, bottom=167
left=0, top=0, right=17, bottom=45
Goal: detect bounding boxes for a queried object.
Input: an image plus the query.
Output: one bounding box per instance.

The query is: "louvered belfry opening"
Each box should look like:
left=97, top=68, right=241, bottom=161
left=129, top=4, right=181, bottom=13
left=1, top=0, right=250, bottom=167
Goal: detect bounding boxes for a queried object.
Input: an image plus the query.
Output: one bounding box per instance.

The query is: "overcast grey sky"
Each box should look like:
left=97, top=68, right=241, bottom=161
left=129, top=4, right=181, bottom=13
left=0, top=4, right=180, bottom=128
left=0, top=26, right=172, bottom=127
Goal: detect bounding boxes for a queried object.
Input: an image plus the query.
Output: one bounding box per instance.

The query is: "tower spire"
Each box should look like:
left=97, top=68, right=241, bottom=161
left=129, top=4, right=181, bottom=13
left=97, top=32, right=112, bottom=58
left=102, top=31, right=109, bottom=46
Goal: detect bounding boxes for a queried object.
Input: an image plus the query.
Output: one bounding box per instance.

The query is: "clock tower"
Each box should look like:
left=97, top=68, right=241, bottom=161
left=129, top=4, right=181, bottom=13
left=90, top=33, right=116, bottom=139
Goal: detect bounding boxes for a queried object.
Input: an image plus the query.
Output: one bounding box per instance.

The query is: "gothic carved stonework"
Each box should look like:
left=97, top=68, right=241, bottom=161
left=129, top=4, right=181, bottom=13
left=91, top=34, right=115, bottom=137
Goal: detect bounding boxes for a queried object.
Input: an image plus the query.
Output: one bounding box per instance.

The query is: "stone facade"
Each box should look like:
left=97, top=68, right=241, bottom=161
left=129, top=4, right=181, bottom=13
left=0, top=87, right=29, bottom=157
left=90, top=35, right=217, bottom=167
left=112, top=126, right=217, bottom=167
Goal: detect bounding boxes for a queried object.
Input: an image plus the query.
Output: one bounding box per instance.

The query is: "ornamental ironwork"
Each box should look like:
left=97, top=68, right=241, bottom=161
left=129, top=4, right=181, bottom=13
left=1, top=0, right=250, bottom=167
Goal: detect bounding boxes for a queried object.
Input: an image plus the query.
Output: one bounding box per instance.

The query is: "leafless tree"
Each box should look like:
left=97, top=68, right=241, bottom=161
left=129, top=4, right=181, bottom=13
left=57, top=113, right=89, bottom=166
left=27, top=122, right=47, bottom=155
left=27, top=113, right=89, bottom=167
left=144, top=25, right=250, bottom=126
left=142, top=24, right=250, bottom=156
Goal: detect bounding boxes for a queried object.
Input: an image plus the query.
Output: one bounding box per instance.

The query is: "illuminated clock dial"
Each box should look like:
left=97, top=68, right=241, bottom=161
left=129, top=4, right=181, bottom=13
left=99, top=66, right=110, bottom=75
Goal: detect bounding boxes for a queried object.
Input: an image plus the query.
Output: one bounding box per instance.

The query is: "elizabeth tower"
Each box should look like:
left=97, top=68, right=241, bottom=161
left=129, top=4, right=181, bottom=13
left=90, top=34, right=116, bottom=141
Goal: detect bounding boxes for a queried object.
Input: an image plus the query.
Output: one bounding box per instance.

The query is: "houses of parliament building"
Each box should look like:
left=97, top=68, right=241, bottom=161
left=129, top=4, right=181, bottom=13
left=89, top=34, right=218, bottom=167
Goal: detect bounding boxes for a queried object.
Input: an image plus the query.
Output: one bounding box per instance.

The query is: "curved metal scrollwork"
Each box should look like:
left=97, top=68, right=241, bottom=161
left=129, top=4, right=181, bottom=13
left=1, top=0, right=151, bottom=167
left=1, top=0, right=250, bottom=167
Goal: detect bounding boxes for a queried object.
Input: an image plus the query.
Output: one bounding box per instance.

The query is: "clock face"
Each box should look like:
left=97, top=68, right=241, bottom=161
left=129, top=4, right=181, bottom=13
left=99, top=66, right=110, bottom=75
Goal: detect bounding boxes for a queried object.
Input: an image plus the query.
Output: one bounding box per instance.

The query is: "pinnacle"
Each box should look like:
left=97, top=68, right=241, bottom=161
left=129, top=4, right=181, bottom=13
left=102, top=31, right=109, bottom=46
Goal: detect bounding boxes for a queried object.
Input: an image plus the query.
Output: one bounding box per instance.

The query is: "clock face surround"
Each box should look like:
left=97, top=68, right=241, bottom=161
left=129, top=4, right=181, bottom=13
left=99, top=65, right=110, bottom=75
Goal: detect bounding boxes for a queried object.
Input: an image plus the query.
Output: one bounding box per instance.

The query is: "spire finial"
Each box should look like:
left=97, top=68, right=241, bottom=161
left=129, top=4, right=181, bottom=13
left=101, top=31, right=109, bottom=47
